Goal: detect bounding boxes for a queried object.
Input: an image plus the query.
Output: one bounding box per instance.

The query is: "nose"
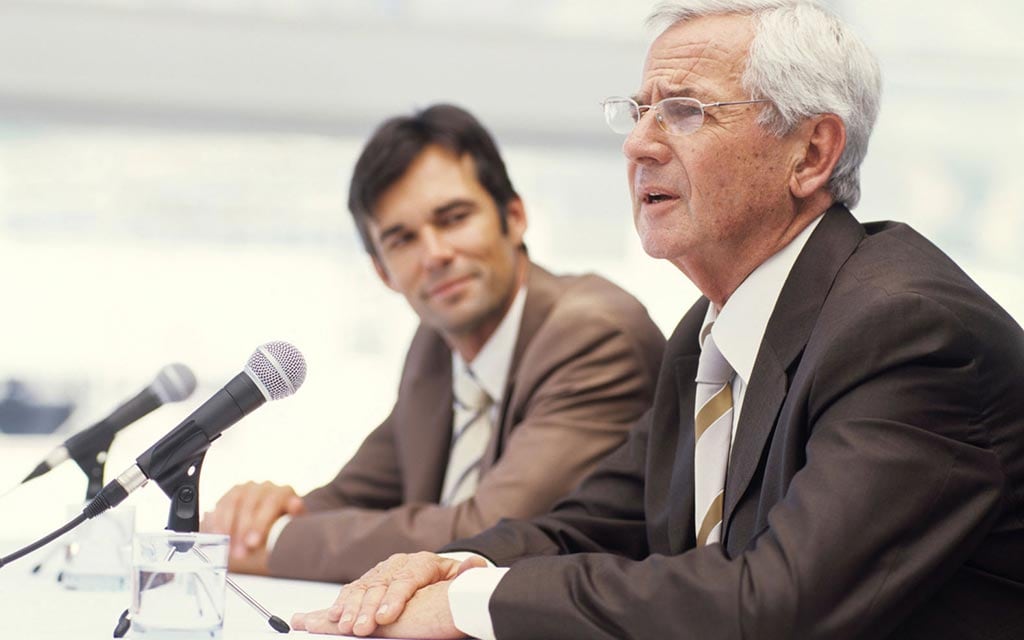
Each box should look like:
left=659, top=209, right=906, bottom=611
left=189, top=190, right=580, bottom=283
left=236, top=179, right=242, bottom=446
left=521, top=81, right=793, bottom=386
left=622, top=107, right=669, bottom=166
left=420, top=226, right=454, bottom=270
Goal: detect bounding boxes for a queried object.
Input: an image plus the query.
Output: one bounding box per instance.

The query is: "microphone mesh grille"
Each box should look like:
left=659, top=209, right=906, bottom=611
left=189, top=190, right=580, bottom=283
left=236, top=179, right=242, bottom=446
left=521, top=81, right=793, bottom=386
left=246, top=341, right=307, bottom=401
left=153, top=363, right=198, bottom=403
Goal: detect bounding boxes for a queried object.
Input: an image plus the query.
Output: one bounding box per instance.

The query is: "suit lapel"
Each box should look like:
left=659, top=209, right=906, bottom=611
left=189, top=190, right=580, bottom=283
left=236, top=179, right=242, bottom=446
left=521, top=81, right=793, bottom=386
left=722, top=205, right=867, bottom=533
left=482, top=263, right=560, bottom=471
left=401, top=332, right=455, bottom=502
left=668, top=353, right=700, bottom=553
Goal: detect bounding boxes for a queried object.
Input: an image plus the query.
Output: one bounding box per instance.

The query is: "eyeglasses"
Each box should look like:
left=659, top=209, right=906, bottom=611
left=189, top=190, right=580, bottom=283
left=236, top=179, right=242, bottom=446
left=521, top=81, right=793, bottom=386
left=601, top=96, right=772, bottom=136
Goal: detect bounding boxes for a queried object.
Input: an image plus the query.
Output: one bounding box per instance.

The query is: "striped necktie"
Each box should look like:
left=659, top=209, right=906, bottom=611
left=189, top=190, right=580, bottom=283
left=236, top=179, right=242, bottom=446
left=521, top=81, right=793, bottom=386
left=440, top=367, right=493, bottom=506
left=694, top=323, right=734, bottom=546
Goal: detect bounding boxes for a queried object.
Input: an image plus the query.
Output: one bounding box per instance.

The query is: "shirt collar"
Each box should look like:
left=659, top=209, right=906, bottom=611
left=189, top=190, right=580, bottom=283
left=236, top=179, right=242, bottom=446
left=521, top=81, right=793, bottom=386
left=452, top=284, right=528, bottom=402
left=701, top=213, right=825, bottom=384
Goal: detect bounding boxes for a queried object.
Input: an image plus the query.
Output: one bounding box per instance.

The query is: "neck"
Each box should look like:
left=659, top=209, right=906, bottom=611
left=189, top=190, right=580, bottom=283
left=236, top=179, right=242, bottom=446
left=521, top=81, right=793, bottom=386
left=450, top=256, right=529, bottom=362
left=676, top=197, right=832, bottom=308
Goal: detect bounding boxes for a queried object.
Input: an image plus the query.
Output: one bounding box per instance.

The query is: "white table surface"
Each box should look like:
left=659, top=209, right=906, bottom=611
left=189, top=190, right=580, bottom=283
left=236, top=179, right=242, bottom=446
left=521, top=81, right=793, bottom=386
left=0, top=539, right=375, bottom=639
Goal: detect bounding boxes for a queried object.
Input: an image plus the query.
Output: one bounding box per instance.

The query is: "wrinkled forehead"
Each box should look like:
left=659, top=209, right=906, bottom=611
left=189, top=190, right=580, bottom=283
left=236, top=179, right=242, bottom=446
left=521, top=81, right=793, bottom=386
left=638, top=14, right=755, bottom=102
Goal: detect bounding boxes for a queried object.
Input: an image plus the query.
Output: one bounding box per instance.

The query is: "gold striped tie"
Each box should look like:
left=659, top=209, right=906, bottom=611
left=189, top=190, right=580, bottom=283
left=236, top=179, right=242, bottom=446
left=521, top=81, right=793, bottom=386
left=694, top=324, right=734, bottom=546
left=440, top=367, right=493, bottom=506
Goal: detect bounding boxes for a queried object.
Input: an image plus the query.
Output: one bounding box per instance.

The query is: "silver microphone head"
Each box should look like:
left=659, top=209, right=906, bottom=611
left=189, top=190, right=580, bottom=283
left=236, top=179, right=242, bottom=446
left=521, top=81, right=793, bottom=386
left=245, top=341, right=306, bottom=401
left=152, top=363, right=198, bottom=403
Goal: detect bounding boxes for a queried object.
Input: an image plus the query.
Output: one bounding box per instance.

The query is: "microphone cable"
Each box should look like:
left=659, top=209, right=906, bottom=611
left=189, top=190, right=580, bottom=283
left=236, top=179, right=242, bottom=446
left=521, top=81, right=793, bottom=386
left=0, top=476, right=126, bottom=569
left=0, top=512, right=88, bottom=569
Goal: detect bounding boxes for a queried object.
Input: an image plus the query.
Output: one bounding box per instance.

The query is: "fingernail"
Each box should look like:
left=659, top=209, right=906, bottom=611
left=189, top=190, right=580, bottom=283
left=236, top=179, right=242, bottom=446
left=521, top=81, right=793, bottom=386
left=245, top=532, right=260, bottom=547
left=356, top=614, right=368, bottom=626
left=377, top=603, right=389, bottom=616
left=341, top=612, right=354, bottom=623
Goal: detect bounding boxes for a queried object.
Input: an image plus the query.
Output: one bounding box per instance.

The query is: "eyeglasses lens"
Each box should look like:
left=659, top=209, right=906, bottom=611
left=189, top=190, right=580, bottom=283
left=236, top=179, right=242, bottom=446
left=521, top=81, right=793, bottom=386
left=659, top=99, right=704, bottom=134
left=604, top=100, right=639, bottom=134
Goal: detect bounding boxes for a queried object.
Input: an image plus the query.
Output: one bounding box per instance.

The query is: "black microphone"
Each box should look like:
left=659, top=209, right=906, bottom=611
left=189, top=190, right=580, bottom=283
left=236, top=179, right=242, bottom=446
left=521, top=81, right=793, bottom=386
left=85, top=341, right=306, bottom=518
left=22, top=363, right=198, bottom=484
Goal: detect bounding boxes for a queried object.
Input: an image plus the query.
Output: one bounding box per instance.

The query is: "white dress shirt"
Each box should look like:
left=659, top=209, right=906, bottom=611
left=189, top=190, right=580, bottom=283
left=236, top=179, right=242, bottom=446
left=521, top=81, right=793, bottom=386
left=448, top=215, right=824, bottom=640
left=266, top=286, right=528, bottom=554
left=451, top=285, right=527, bottom=426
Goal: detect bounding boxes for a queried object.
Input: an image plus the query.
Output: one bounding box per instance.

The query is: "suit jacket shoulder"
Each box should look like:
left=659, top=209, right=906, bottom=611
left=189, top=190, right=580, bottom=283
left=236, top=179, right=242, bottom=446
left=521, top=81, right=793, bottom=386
left=458, top=207, right=1024, bottom=640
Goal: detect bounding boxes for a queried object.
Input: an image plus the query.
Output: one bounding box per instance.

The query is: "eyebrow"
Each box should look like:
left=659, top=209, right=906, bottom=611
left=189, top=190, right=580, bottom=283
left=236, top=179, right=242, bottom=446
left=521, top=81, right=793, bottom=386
left=632, top=86, right=705, bottom=104
left=433, top=198, right=475, bottom=217
left=377, top=223, right=408, bottom=245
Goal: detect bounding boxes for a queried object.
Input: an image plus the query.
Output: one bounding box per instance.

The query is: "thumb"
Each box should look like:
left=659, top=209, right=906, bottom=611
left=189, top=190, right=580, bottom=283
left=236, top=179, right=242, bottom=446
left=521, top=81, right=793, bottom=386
left=286, top=496, right=306, bottom=516
left=454, top=555, right=488, bottom=576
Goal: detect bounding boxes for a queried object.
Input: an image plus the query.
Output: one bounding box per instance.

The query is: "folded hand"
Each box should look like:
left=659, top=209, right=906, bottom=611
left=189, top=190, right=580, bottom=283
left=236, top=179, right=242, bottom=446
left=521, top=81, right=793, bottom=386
left=293, top=551, right=484, bottom=637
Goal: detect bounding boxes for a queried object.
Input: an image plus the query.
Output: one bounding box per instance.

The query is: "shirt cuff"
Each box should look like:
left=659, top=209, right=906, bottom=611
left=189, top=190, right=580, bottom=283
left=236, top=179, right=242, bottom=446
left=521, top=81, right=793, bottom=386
left=448, top=566, right=509, bottom=640
left=439, top=551, right=496, bottom=567
left=265, top=514, right=292, bottom=553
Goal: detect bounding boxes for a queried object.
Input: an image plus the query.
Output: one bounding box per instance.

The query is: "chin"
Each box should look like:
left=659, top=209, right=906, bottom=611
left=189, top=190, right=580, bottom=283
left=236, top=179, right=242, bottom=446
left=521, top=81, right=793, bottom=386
left=637, top=232, right=677, bottom=261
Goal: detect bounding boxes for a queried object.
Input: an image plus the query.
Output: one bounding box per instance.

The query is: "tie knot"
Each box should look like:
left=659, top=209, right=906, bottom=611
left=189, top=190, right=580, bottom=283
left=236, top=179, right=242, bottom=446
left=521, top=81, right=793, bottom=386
left=454, top=367, right=490, bottom=411
left=696, top=328, right=733, bottom=385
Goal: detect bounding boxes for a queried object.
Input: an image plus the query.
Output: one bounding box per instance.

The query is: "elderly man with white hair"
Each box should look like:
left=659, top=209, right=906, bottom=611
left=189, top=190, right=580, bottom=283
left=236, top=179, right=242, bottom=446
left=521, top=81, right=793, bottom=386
left=293, top=1, right=1024, bottom=638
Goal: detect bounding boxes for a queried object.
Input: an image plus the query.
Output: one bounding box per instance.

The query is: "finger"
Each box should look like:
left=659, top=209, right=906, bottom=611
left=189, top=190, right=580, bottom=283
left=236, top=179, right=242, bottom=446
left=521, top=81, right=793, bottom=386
left=374, top=574, right=422, bottom=625
left=375, top=553, right=456, bottom=625
left=198, top=511, right=215, bottom=533
left=334, top=556, right=403, bottom=633
left=454, top=555, right=488, bottom=576
left=352, top=585, right=388, bottom=636
left=246, top=488, right=292, bottom=549
left=326, top=603, right=343, bottom=623
left=326, top=583, right=354, bottom=622
left=294, top=609, right=339, bottom=635
left=378, top=582, right=461, bottom=640
left=230, top=483, right=263, bottom=557
left=208, top=486, right=243, bottom=536
left=285, top=492, right=306, bottom=516
left=326, top=580, right=361, bottom=622
left=334, top=582, right=372, bottom=634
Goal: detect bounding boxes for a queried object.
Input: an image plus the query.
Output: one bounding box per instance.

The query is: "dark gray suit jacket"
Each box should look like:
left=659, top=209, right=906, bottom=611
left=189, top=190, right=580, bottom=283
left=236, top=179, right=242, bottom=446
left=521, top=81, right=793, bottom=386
left=268, top=264, right=665, bottom=582
left=450, top=206, right=1024, bottom=639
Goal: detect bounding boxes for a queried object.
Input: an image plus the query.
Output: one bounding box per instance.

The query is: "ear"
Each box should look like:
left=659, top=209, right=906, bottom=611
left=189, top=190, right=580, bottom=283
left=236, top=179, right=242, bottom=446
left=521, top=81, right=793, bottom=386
left=504, top=197, right=528, bottom=245
left=371, top=256, right=398, bottom=292
left=789, top=113, right=846, bottom=200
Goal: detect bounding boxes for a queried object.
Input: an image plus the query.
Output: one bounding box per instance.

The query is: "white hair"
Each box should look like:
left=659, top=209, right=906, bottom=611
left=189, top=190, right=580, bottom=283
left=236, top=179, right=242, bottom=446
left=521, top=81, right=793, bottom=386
left=648, top=0, right=881, bottom=208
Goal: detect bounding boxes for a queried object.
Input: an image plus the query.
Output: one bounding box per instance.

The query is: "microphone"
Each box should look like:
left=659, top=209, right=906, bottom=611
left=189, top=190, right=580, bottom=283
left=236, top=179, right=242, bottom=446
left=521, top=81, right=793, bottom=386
left=22, top=363, right=198, bottom=484
left=85, top=341, right=306, bottom=518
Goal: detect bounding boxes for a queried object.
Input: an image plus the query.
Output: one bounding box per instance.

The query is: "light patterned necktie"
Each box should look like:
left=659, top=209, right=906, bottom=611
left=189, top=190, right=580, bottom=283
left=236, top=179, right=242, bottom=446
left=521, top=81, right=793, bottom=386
left=440, top=367, right=493, bottom=506
left=694, top=323, right=735, bottom=546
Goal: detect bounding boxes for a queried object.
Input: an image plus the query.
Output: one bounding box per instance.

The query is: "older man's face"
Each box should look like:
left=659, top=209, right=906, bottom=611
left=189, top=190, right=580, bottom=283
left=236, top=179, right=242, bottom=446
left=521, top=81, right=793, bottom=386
left=624, top=14, right=798, bottom=273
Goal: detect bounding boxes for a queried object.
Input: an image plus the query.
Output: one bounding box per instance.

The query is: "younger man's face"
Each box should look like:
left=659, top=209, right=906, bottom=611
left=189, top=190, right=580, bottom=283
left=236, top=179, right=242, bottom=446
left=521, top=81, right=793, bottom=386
left=369, top=144, right=527, bottom=353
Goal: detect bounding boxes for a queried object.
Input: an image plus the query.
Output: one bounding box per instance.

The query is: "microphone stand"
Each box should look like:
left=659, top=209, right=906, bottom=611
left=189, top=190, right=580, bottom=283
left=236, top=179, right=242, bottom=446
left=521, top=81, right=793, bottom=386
left=113, top=451, right=290, bottom=637
left=75, top=432, right=115, bottom=502
left=30, top=433, right=115, bottom=577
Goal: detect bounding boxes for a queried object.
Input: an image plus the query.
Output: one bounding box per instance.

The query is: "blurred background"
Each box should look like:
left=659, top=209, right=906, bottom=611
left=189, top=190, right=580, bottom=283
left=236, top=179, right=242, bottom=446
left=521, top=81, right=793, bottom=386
left=0, top=0, right=1021, bottom=538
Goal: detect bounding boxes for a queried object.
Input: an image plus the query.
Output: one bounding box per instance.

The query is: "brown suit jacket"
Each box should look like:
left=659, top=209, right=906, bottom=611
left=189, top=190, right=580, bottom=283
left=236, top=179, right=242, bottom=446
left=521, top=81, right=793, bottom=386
left=268, top=263, right=665, bottom=582
left=450, top=206, right=1024, bottom=639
